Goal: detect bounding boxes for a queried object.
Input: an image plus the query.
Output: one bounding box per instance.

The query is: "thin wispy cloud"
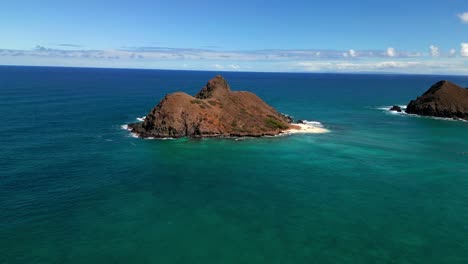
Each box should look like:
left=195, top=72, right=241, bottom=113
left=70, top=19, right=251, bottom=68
left=56, top=44, right=84, bottom=48
left=228, top=64, right=241, bottom=70
left=294, top=60, right=468, bottom=75
left=0, top=45, right=435, bottom=61
left=449, top=48, right=457, bottom=57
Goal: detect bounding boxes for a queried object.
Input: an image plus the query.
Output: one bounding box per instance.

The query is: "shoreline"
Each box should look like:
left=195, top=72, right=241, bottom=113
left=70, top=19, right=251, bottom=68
left=122, top=121, right=329, bottom=140
left=282, top=123, right=330, bottom=134
left=378, top=105, right=468, bottom=122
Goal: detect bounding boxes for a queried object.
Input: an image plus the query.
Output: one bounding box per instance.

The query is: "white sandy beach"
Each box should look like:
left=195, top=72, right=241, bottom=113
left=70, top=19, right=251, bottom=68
left=282, top=122, right=330, bottom=134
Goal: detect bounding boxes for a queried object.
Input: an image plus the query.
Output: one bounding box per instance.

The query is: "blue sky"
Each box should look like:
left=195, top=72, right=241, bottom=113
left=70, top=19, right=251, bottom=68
left=1, top=0, right=467, bottom=74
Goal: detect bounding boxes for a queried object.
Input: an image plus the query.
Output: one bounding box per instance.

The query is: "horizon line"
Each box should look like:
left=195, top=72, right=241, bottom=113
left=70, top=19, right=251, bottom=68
left=1, top=64, right=466, bottom=77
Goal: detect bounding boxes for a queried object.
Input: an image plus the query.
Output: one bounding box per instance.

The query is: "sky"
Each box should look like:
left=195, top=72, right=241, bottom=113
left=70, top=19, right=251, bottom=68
left=0, top=0, right=467, bottom=74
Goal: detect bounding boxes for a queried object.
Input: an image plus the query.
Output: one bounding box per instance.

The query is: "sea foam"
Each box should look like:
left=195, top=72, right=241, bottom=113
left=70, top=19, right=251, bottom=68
left=282, top=120, right=329, bottom=134
left=376, top=105, right=467, bottom=122
left=121, top=124, right=139, bottom=138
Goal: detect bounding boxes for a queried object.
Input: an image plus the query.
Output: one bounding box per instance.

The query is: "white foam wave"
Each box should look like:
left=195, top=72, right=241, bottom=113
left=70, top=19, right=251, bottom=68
left=143, top=136, right=175, bottom=140
left=376, top=105, right=467, bottom=122
left=136, top=116, right=146, bottom=122
left=283, top=121, right=329, bottom=134
left=375, top=105, right=407, bottom=111
left=300, top=120, right=324, bottom=127
left=121, top=124, right=139, bottom=138
left=375, top=105, right=408, bottom=116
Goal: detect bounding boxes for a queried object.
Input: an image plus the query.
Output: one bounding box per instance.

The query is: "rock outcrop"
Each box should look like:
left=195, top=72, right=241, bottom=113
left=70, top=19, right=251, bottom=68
left=129, top=75, right=293, bottom=138
left=389, top=105, right=402, bottom=112
left=406, top=80, right=468, bottom=120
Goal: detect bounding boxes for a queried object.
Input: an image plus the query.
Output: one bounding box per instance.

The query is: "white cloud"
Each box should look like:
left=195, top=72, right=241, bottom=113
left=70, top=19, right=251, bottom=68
left=1, top=45, right=467, bottom=74
left=295, top=60, right=468, bottom=74
left=429, top=45, right=440, bottom=57
left=458, top=12, right=468, bottom=23
left=449, top=48, right=456, bottom=57
left=297, top=61, right=420, bottom=71
left=461, top=43, right=468, bottom=57
left=0, top=46, right=443, bottom=64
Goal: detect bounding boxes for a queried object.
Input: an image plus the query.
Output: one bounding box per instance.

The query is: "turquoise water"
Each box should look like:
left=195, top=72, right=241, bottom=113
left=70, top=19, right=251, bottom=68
left=1, top=66, right=467, bottom=263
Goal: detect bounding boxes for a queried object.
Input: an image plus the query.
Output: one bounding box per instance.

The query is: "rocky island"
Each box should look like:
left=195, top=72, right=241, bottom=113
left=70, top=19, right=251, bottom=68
left=405, top=80, right=468, bottom=120
left=128, top=75, right=327, bottom=138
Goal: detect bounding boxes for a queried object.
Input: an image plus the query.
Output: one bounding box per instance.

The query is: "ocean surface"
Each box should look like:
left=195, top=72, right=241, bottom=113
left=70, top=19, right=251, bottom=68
left=1, top=66, right=467, bottom=263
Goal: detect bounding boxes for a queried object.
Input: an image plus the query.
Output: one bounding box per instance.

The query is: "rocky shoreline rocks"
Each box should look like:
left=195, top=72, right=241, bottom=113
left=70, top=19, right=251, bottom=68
left=389, top=105, right=402, bottom=112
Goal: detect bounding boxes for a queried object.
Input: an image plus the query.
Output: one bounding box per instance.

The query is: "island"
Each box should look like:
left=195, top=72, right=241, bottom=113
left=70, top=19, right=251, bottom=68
left=128, top=75, right=328, bottom=138
left=405, top=80, right=468, bottom=120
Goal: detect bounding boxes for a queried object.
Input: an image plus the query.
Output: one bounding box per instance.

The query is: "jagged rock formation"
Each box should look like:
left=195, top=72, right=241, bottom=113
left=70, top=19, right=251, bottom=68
left=406, top=80, right=468, bottom=120
left=129, top=75, right=293, bottom=138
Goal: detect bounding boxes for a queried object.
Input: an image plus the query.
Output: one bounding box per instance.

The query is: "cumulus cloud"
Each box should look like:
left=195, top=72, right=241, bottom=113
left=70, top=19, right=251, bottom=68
left=458, top=12, right=468, bottom=23
left=386, top=47, right=396, bottom=57
left=429, top=45, right=440, bottom=57
left=213, top=64, right=224, bottom=69
left=348, top=49, right=357, bottom=57
left=461, top=43, right=468, bottom=57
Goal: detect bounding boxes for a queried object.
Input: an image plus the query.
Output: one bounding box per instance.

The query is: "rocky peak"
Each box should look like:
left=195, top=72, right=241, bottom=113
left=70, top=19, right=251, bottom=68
left=128, top=76, right=293, bottom=138
left=195, top=75, right=231, bottom=99
left=422, top=80, right=458, bottom=96
left=406, top=80, right=468, bottom=120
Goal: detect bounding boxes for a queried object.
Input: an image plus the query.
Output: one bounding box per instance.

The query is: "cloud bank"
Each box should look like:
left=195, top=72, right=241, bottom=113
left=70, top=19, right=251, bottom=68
left=0, top=44, right=467, bottom=74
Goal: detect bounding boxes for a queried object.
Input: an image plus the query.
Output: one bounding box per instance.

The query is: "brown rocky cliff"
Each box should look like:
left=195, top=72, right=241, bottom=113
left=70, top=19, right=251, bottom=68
left=129, top=75, right=293, bottom=138
left=406, top=80, right=468, bottom=120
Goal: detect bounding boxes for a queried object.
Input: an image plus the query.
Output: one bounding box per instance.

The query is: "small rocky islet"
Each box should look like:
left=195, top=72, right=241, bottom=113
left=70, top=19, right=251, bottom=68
left=129, top=77, right=468, bottom=140
left=129, top=75, right=300, bottom=138
left=389, top=80, right=468, bottom=121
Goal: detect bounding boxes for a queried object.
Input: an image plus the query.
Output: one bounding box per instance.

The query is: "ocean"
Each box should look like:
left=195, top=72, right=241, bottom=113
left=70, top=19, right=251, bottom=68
left=1, top=66, right=467, bottom=263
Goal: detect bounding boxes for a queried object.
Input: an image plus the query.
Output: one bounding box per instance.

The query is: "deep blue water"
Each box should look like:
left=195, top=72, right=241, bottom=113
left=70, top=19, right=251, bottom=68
left=1, top=66, right=468, bottom=263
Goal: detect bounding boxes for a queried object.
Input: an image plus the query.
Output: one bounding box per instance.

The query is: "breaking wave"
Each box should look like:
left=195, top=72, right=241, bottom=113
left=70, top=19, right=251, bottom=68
left=375, top=105, right=467, bottom=122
